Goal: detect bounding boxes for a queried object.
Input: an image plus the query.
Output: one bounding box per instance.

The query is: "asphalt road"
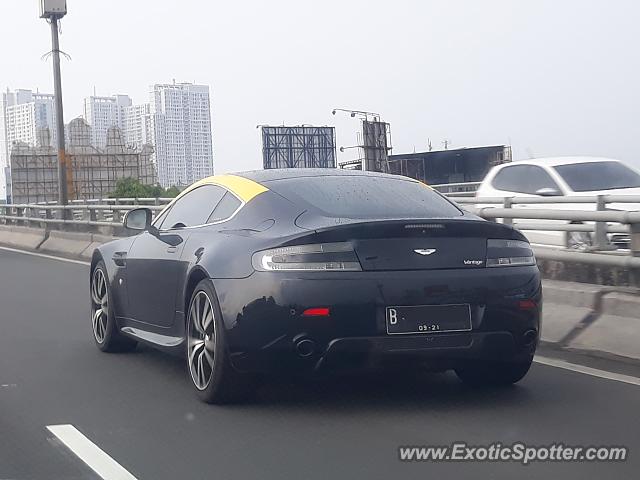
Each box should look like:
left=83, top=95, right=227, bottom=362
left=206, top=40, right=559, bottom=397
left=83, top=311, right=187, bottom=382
left=1, top=247, right=639, bottom=480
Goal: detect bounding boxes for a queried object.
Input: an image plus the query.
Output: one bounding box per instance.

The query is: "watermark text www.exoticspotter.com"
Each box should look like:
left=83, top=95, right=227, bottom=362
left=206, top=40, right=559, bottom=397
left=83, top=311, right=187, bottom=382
left=398, top=442, right=627, bottom=465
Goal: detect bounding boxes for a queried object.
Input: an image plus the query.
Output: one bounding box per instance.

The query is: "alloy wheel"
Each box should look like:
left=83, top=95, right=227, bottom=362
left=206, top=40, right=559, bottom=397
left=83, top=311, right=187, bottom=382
left=91, top=268, right=109, bottom=343
left=187, top=291, right=216, bottom=390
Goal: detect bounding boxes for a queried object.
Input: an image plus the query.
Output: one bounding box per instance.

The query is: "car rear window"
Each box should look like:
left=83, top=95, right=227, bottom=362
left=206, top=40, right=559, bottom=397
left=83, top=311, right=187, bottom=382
left=264, top=175, right=462, bottom=219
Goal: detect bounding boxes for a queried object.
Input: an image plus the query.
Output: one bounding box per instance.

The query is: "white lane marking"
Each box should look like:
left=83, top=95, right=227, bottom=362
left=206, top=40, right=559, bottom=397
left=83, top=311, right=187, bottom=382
left=47, top=425, right=138, bottom=480
left=0, top=246, right=90, bottom=266
left=534, top=355, right=640, bottom=387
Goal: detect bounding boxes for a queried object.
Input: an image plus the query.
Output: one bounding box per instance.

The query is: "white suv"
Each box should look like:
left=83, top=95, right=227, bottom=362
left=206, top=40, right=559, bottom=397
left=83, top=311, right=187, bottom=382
left=475, top=157, right=640, bottom=248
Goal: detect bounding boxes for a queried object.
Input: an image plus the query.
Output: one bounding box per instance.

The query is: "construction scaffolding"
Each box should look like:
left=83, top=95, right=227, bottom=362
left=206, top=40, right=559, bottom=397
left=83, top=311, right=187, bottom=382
left=9, top=117, right=157, bottom=204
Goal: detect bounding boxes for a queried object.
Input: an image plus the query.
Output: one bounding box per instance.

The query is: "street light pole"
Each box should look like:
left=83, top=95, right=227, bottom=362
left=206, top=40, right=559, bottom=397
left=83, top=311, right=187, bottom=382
left=49, top=15, right=68, bottom=206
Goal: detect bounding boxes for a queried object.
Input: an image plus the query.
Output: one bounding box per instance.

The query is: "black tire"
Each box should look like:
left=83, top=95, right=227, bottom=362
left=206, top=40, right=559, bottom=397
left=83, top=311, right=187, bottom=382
left=567, top=225, right=593, bottom=250
left=455, top=356, right=533, bottom=387
left=90, top=260, right=137, bottom=353
left=186, top=279, right=254, bottom=404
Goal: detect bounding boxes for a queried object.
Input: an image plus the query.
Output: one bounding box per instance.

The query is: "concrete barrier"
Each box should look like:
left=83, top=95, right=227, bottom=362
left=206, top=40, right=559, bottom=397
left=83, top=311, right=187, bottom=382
left=568, top=293, right=640, bottom=361
left=541, top=280, right=600, bottom=343
left=82, top=233, right=118, bottom=259
left=0, top=225, right=115, bottom=261
left=0, top=225, right=47, bottom=250
left=39, top=230, right=94, bottom=257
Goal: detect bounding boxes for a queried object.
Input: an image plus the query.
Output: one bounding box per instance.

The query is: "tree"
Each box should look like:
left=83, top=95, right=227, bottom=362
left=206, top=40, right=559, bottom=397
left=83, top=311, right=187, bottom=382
left=109, top=178, right=180, bottom=199
left=165, top=186, right=181, bottom=198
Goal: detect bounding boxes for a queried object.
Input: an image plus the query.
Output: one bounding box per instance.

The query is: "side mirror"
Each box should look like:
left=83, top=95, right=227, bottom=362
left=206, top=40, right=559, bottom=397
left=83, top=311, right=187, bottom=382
left=535, top=187, right=562, bottom=197
left=123, top=207, right=153, bottom=231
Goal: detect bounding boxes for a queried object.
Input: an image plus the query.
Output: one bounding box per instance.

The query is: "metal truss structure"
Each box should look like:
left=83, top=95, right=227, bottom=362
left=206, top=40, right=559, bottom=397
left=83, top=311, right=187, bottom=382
left=261, top=126, right=336, bottom=169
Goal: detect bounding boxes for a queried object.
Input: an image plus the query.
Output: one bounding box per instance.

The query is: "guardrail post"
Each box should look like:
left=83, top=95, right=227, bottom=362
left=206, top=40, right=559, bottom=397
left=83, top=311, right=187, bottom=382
left=630, top=221, right=640, bottom=286
left=594, top=195, right=614, bottom=251
left=57, top=208, right=64, bottom=230
left=112, top=208, right=122, bottom=225
left=16, top=206, right=25, bottom=227
left=26, top=206, right=35, bottom=228
left=82, top=207, right=94, bottom=233
left=502, top=198, right=513, bottom=226
left=630, top=221, right=640, bottom=257
left=44, top=207, right=53, bottom=232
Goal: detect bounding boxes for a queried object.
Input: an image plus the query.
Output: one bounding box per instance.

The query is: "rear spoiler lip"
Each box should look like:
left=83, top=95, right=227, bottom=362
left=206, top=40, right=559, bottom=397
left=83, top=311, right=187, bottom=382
left=312, top=216, right=492, bottom=233
left=277, top=216, right=526, bottom=248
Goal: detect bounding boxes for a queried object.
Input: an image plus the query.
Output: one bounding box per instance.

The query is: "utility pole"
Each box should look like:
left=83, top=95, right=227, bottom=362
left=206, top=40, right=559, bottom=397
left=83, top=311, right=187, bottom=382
left=40, top=1, right=70, bottom=205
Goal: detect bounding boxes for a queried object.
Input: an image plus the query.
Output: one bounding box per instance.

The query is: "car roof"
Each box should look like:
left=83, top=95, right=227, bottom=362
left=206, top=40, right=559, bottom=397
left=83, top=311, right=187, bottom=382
left=235, top=168, right=412, bottom=183
left=503, top=156, right=621, bottom=168
left=169, top=169, right=420, bottom=209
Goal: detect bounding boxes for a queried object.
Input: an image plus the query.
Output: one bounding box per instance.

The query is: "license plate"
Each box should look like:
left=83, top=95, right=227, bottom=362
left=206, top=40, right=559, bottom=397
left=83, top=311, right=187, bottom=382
left=385, top=304, right=472, bottom=335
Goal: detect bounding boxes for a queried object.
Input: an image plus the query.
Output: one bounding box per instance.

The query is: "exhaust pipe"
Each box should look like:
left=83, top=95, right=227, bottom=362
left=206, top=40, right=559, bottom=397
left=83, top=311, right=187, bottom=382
left=294, top=336, right=316, bottom=358
left=523, top=329, right=537, bottom=347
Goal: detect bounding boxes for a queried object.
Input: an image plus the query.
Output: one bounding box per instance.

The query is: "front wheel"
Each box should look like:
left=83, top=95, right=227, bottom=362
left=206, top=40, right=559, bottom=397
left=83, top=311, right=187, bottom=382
left=455, top=356, right=533, bottom=387
left=186, top=279, right=254, bottom=404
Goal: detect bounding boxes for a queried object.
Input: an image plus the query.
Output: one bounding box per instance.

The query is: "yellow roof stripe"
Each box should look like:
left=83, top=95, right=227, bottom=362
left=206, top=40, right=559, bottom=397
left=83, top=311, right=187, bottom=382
left=184, top=174, right=269, bottom=203
left=158, top=174, right=268, bottom=218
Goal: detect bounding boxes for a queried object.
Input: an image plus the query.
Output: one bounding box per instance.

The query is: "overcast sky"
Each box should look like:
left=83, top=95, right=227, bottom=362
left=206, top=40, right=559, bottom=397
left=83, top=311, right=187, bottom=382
left=2, top=0, right=639, bottom=172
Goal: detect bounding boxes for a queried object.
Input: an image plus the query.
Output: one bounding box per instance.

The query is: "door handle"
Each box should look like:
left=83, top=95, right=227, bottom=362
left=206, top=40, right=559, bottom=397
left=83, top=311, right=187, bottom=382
left=167, top=246, right=178, bottom=254
left=112, top=251, right=127, bottom=267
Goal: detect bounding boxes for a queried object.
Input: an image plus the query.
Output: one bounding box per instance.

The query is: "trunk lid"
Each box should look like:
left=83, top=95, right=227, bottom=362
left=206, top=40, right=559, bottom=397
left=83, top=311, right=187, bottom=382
left=355, top=236, right=487, bottom=271
left=285, top=217, right=523, bottom=271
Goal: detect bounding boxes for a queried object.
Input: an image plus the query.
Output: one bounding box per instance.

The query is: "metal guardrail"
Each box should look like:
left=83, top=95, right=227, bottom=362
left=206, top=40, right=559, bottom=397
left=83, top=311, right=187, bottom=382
left=37, top=197, right=174, bottom=206
left=431, top=181, right=481, bottom=198
left=2, top=194, right=640, bottom=268
left=454, top=194, right=640, bottom=265
left=454, top=194, right=640, bottom=205
left=0, top=202, right=166, bottom=230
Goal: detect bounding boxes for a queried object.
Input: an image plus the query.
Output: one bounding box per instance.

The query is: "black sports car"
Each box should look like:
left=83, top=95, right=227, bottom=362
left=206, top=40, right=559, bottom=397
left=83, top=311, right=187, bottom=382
left=90, top=169, right=541, bottom=403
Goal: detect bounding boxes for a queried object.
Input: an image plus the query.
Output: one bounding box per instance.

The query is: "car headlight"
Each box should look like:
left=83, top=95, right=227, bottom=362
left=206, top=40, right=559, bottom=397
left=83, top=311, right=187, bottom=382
left=486, top=239, right=536, bottom=267
left=252, top=242, right=362, bottom=272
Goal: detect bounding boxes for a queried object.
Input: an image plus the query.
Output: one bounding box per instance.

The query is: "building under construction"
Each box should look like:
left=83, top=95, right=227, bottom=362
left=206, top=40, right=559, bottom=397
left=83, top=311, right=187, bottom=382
left=9, top=117, right=157, bottom=204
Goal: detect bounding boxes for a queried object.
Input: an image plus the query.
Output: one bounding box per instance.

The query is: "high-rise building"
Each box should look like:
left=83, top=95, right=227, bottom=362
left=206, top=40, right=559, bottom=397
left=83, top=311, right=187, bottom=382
left=1, top=83, right=214, bottom=199
left=148, top=83, right=214, bottom=187
left=0, top=89, right=57, bottom=201
left=82, top=94, right=132, bottom=148
left=123, top=103, right=152, bottom=147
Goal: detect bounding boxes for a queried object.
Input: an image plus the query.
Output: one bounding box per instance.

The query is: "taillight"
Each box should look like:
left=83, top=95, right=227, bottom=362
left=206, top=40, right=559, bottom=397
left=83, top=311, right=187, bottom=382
left=486, top=239, right=536, bottom=267
left=252, top=242, right=362, bottom=272
left=302, top=307, right=331, bottom=317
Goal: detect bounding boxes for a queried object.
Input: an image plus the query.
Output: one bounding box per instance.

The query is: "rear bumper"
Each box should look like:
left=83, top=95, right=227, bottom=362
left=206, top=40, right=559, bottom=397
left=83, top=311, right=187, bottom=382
left=213, top=266, right=541, bottom=374
left=231, top=331, right=536, bottom=373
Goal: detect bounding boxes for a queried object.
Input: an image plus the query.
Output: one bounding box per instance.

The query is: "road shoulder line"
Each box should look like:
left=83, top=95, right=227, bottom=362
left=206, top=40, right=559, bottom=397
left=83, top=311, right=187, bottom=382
left=0, top=245, right=90, bottom=265
left=534, top=355, right=640, bottom=386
